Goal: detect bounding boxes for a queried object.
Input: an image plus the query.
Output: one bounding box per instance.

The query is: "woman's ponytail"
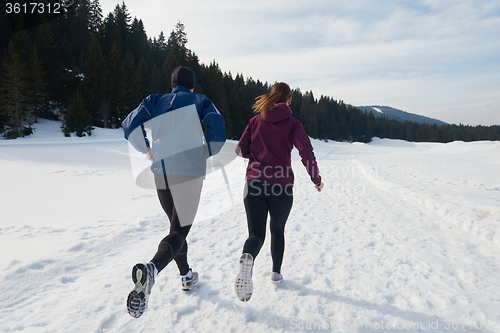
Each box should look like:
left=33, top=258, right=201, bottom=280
left=253, top=82, right=293, bottom=119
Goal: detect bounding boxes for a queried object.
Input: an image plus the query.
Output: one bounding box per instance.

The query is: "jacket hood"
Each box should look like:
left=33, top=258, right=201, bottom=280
left=262, top=103, right=292, bottom=123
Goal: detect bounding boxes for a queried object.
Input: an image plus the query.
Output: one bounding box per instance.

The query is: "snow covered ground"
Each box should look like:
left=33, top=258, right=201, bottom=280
left=1, top=119, right=499, bottom=333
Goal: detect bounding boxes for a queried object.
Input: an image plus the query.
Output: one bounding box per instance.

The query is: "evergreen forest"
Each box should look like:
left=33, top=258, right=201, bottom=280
left=1, top=0, right=499, bottom=142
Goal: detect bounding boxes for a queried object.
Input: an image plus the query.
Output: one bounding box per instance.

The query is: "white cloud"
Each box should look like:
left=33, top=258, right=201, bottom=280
left=100, top=0, right=500, bottom=125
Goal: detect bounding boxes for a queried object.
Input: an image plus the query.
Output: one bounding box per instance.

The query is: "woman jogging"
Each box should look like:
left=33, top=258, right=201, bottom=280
left=234, top=82, right=323, bottom=302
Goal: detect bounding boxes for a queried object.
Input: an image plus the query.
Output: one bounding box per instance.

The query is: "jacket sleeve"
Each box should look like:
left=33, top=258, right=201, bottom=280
left=291, top=120, right=322, bottom=185
left=235, top=123, right=251, bottom=158
left=201, top=100, right=226, bottom=156
left=121, top=95, right=153, bottom=154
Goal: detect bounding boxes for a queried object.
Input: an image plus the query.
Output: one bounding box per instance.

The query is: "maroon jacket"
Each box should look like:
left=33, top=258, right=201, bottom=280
left=236, top=103, right=321, bottom=187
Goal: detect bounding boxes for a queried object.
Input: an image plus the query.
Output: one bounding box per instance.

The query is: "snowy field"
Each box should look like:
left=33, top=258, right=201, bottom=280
left=1, top=119, right=499, bottom=333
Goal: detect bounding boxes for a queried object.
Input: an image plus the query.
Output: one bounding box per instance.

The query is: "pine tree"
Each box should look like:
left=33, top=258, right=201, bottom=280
left=63, top=90, right=93, bottom=137
left=317, top=97, right=331, bottom=140
left=28, top=47, right=47, bottom=122
left=69, top=0, right=93, bottom=65
left=308, top=112, right=319, bottom=138
left=35, top=23, right=63, bottom=104
left=88, top=0, right=103, bottom=35
left=82, top=35, right=107, bottom=125
left=194, top=62, right=232, bottom=135
left=150, top=63, right=167, bottom=94
left=58, top=33, right=73, bottom=69
left=162, top=54, right=180, bottom=92
left=105, top=43, right=126, bottom=127
left=0, top=44, right=32, bottom=139
left=157, top=31, right=167, bottom=49
left=150, top=31, right=167, bottom=66
left=166, top=22, right=188, bottom=63
left=101, top=12, right=119, bottom=55
left=363, top=112, right=375, bottom=142
left=120, top=51, right=142, bottom=121
left=299, top=91, right=315, bottom=131
left=338, top=115, right=350, bottom=141
left=405, top=122, right=416, bottom=142
left=113, top=1, right=132, bottom=54
left=289, top=89, right=303, bottom=119
left=10, top=24, right=31, bottom=65
left=225, top=72, right=249, bottom=138
left=137, top=57, right=149, bottom=96
left=130, top=18, right=150, bottom=64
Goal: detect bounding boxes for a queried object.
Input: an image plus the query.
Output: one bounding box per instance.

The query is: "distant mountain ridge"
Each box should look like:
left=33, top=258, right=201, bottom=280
left=355, top=105, right=448, bottom=126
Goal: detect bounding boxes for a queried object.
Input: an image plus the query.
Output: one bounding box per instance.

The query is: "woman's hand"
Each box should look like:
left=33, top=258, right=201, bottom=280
left=315, top=182, right=324, bottom=192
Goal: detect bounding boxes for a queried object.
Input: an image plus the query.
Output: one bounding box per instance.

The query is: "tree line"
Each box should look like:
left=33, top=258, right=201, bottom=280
left=1, top=0, right=499, bottom=142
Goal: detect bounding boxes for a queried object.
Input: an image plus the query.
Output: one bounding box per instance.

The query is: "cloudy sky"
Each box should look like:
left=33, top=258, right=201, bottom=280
left=101, top=0, right=500, bottom=126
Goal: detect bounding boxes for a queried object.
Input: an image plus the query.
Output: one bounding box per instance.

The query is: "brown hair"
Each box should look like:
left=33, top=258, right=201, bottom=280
left=253, top=82, right=293, bottom=118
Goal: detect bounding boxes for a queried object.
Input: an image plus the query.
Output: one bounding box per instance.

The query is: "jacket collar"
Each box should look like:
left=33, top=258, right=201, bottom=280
left=172, top=86, right=192, bottom=94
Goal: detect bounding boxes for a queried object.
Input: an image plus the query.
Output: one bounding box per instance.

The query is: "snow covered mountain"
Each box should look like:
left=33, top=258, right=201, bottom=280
left=0, top=120, right=499, bottom=332
left=356, top=105, right=448, bottom=126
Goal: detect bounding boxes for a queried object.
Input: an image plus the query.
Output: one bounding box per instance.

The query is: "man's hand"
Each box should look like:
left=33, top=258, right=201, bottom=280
left=315, top=182, right=324, bottom=192
left=146, top=148, right=153, bottom=161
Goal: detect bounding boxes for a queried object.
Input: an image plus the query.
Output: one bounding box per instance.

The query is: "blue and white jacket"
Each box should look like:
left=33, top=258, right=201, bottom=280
left=122, top=86, right=227, bottom=177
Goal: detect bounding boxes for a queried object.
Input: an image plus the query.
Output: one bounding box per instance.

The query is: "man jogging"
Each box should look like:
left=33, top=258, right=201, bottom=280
left=122, top=66, right=226, bottom=318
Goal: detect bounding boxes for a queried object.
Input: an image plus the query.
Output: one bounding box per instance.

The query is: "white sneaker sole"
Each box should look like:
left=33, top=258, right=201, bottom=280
left=127, top=263, right=153, bottom=318
left=235, top=253, right=253, bottom=302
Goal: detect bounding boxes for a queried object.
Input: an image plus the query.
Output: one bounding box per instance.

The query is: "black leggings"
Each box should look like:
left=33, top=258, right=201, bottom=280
left=242, top=181, right=293, bottom=273
left=151, top=174, right=202, bottom=275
